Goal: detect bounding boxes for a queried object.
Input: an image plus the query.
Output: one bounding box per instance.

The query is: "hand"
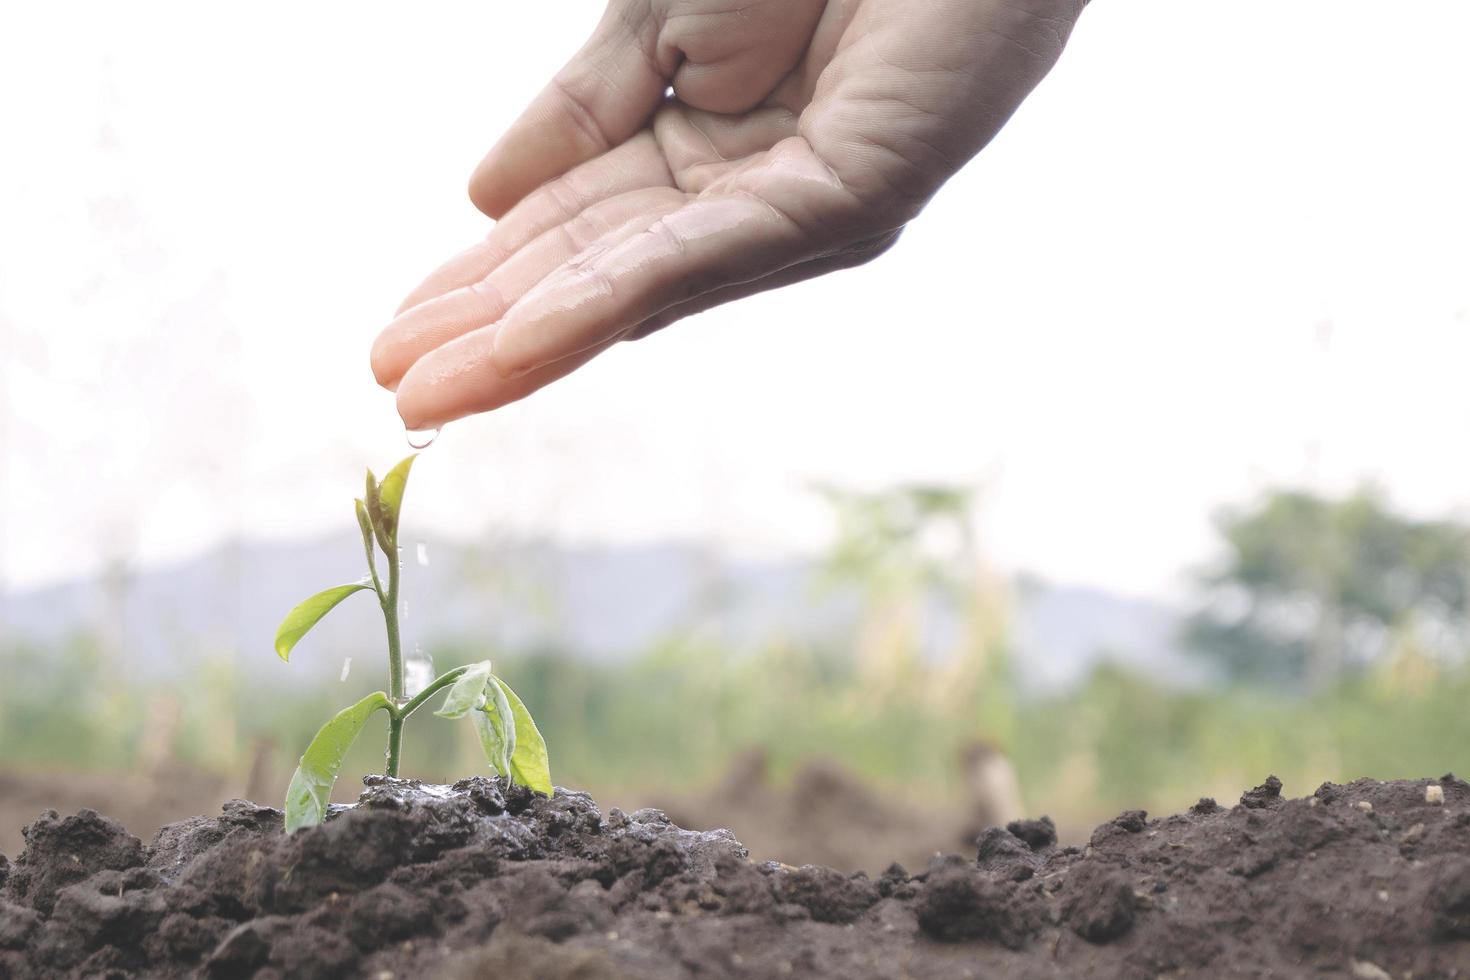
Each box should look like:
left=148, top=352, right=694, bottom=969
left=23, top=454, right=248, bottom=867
left=372, top=0, right=1086, bottom=428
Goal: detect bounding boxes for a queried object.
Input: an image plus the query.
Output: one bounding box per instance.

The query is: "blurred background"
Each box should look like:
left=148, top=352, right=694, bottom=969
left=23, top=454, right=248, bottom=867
left=2, top=1, right=1469, bottom=870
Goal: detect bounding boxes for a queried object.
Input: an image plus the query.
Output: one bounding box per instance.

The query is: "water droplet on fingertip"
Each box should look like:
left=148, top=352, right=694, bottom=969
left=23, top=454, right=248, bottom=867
left=406, top=427, right=439, bottom=450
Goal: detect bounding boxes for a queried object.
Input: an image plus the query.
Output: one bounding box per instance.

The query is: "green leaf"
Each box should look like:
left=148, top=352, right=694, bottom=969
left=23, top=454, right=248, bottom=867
left=434, top=660, right=492, bottom=720
left=472, top=677, right=516, bottom=779
left=283, top=691, right=391, bottom=832
left=493, top=676, right=553, bottom=796
left=274, top=583, right=373, bottom=661
left=375, top=454, right=417, bottom=549
left=364, top=469, right=390, bottom=555
left=355, top=498, right=379, bottom=579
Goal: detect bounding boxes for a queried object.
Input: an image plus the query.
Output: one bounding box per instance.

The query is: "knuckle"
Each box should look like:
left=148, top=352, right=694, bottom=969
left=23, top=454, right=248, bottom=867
left=465, top=279, right=506, bottom=324
left=538, top=176, right=583, bottom=222
left=550, top=75, right=614, bottom=154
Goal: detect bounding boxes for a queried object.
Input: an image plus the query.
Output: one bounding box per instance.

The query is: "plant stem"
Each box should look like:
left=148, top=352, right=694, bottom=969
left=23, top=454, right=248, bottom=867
left=384, top=545, right=404, bottom=776
left=386, top=712, right=404, bottom=778
left=379, top=665, right=469, bottom=779
left=397, top=665, right=470, bottom=720
left=385, top=547, right=403, bottom=698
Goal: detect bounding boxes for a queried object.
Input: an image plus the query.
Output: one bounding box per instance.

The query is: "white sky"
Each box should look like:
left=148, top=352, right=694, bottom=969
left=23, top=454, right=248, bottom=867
left=1, top=1, right=1468, bottom=599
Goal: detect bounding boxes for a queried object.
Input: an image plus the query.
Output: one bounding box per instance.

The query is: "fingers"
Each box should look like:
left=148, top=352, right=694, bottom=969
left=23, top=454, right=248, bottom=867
left=662, top=0, right=827, bottom=114
left=373, top=186, right=689, bottom=390
left=489, top=192, right=810, bottom=378
left=396, top=132, right=674, bottom=316
left=468, top=4, right=669, bottom=219
left=626, top=231, right=902, bottom=340
left=394, top=191, right=815, bottom=428
left=405, top=335, right=621, bottom=425
left=390, top=230, right=901, bottom=427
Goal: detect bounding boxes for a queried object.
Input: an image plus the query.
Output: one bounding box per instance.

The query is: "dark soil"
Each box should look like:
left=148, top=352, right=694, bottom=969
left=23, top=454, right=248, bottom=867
left=2, top=774, right=1469, bottom=979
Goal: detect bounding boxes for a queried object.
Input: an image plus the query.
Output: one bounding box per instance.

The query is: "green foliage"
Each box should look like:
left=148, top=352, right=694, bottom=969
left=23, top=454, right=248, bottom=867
left=1187, top=487, right=1470, bottom=687
left=0, top=637, right=145, bottom=767
left=355, top=499, right=380, bottom=578
left=14, top=476, right=1466, bottom=845
left=816, top=483, right=976, bottom=597
left=434, top=660, right=494, bottom=719
left=7, top=625, right=1467, bottom=835
left=273, top=584, right=374, bottom=661
left=458, top=638, right=1468, bottom=828
left=284, top=691, right=392, bottom=833
left=429, top=661, right=551, bottom=793
left=274, top=454, right=553, bottom=832
left=472, top=675, right=516, bottom=779
left=375, top=455, right=416, bottom=549
left=497, top=677, right=553, bottom=796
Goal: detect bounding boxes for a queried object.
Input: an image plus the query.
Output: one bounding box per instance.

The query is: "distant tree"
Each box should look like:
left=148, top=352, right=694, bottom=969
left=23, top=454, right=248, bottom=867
left=814, top=483, right=978, bottom=602
left=1186, top=488, right=1470, bottom=689
left=812, top=483, right=1017, bottom=747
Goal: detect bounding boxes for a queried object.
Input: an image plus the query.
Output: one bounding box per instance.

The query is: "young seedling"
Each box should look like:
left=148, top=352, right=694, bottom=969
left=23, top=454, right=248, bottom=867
left=273, top=454, right=552, bottom=832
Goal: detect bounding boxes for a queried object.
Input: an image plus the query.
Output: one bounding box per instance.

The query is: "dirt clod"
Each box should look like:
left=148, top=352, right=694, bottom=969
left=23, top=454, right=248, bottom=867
left=1005, top=815, right=1057, bottom=851
left=4, top=809, right=144, bottom=916
left=916, top=864, right=1032, bottom=946
left=1431, top=855, right=1470, bottom=940
left=1063, top=864, right=1136, bottom=943
left=1188, top=797, right=1220, bottom=815
left=0, top=901, right=41, bottom=949
left=1240, top=774, right=1284, bottom=809
left=2, top=774, right=1468, bottom=978
left=771, top=865, right=877, bottom=923
left=975, top=825, right=1036, bottom=872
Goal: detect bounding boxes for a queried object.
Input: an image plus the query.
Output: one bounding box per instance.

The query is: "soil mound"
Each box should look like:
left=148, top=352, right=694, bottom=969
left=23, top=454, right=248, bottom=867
left=2, top=773, right=1468, bottom=978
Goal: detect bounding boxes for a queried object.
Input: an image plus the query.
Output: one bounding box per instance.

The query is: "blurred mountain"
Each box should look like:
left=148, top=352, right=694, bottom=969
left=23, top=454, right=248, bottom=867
left=0, top=534, right=1195, bottom=692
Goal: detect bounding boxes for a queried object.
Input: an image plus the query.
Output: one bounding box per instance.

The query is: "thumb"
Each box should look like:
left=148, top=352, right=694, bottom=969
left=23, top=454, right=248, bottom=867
left=468, top=3, right=668, bottom=219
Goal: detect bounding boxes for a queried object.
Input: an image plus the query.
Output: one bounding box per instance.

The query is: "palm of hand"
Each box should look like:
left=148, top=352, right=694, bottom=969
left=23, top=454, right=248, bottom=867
left=373, top=0, right=1081, bottom=427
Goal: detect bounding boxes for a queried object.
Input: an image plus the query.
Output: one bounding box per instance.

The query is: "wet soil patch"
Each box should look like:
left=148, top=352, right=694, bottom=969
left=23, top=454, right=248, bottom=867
left=2, top=774, right=1468, bottom=978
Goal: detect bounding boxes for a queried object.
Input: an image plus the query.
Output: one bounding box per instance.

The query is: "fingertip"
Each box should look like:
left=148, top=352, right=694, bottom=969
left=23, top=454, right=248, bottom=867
left=370, top=332, right=402, bottom=393
left=394, top=370, right=448, bottom=432
left=469, top=153, right=514, bottom=220
left=393, top=333, right=490, bottom=431
left=394, top=326, right=611, bottom=426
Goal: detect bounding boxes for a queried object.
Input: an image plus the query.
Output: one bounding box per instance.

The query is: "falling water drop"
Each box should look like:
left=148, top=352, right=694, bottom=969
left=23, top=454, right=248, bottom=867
left=416, top=542, right=430, bottom=566
left=340, top=657, right=352, bottom=682
left=404, top=645, right=434, bottom=697
left=406, top=427, right=440, bottom=450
